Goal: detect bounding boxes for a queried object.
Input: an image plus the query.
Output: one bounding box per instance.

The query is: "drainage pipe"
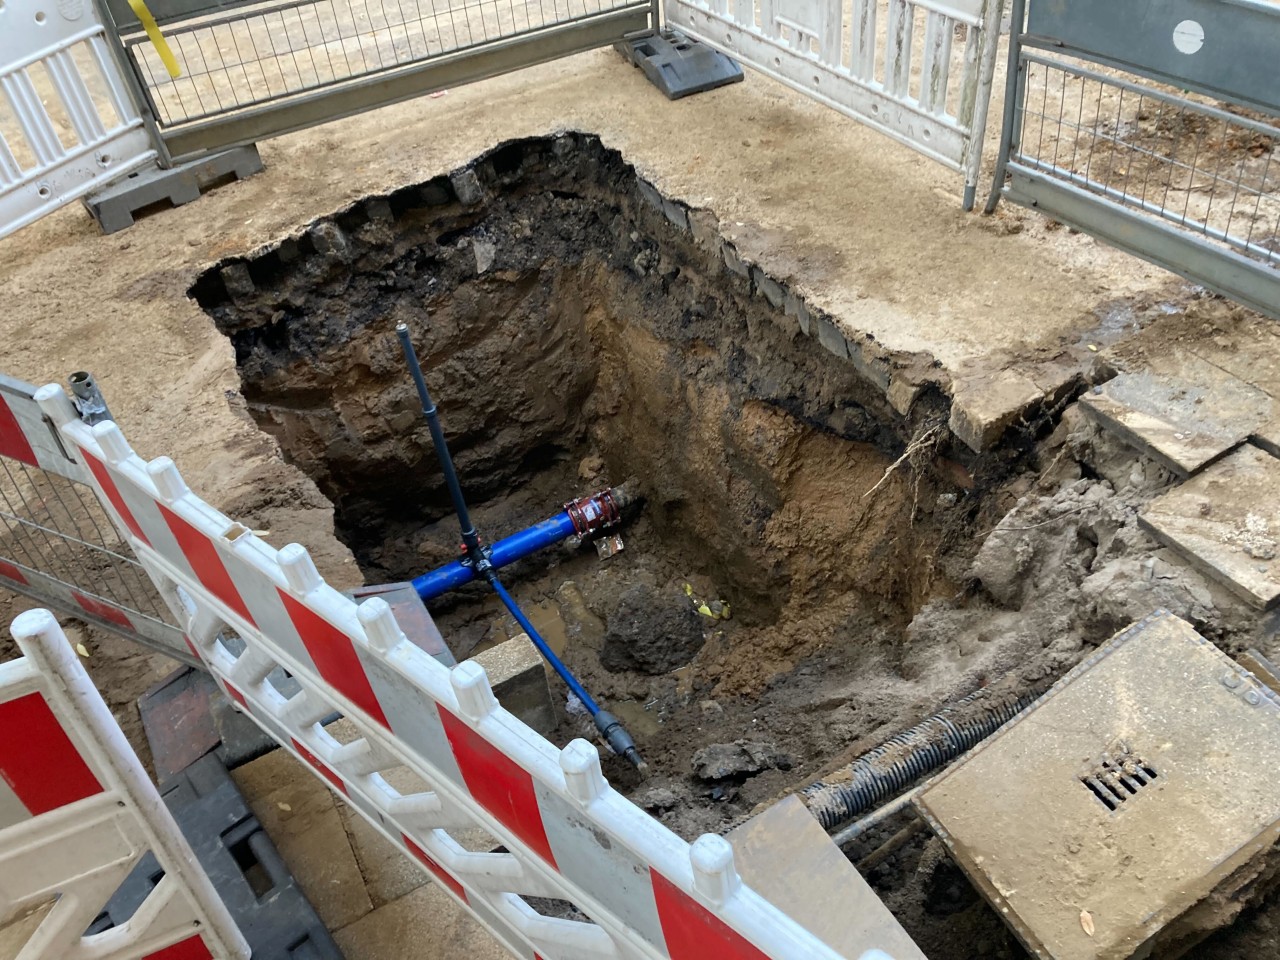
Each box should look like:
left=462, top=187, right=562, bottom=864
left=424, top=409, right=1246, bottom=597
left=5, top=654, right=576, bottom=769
left=803, top=677, right=1044, bottom=834
left=412, top=487, right=628, bottom=602
left=395, top=323, right=646, bottom=772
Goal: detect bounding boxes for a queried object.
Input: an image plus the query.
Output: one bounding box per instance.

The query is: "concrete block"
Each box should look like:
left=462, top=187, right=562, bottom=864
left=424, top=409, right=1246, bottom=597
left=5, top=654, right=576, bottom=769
left=846, top=339, right=892, bottom=392
left=450, top=169, right=485, bottom=206
left=470, top=634, right=556, bottom=735
left=662, top=196, right=690, bottom=232
left=949, top=370, right=1043, bottom=453
left=420, top=179, right=452, bottom=205
left=220, top=262, right=254, bottom=300
left=1080, top=354, right=1272, bottom=478
left=1140, top=444, right=1280, bottom=609
left=721, top=241, right=750, bottom=278
left=637, top=178, right=664, bottom=214
left=918, top=611, right=1280, bottom=960
left=337, top=803, right=426, bottom=908
left=887, top=376, right=923, bottom=417
left=309, top=221, right=350, bottom=260
left=753, top=268, right=785, bottom=309
left=813, top=314, right=850, bottom=360
left=365, top=198, right=393, bottom=222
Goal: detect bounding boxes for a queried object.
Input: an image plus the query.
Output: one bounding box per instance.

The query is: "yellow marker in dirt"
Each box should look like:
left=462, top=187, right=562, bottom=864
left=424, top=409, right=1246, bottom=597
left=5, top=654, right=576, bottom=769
left=128, top=0, right=182, bottom=79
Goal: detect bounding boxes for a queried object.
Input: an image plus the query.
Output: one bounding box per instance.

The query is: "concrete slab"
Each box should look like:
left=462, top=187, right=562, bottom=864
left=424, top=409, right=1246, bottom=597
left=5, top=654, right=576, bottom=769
left=917, top=612, right=1280, bottom=960
left=948, top=370, right=1043, bottom=453
left=727, top=795, right=927, bottom=959
left=1080, top=352, right=1272, bottom=477
left=336, top=803, right=427, bottom=908
left=1140, top=445, right=1280, bottom=609
left=333, top=883, right=510, bottom=960
left=232, top=748, right=373, bottom=930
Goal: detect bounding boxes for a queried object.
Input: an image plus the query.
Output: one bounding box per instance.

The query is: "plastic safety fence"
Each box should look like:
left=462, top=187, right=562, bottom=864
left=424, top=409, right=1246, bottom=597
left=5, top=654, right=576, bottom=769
left=664, top=0, right=1006, bottom=207
left=0, top=607, right=249, bottom=960
left=0, top=375, right=196, bottom=666
left=28, top=380, right=897, bottom=960
left=0, top=4, right=156, bottom=239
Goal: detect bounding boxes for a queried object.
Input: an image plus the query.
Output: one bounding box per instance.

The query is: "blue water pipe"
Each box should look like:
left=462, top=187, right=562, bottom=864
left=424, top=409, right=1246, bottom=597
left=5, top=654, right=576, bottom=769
left=414, top=499, right=626, bottom=601
left=394, top=323, right=645, bottom=772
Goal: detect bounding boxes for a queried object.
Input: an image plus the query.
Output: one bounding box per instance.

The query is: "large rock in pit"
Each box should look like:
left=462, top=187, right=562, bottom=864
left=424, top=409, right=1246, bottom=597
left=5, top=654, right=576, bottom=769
left=600, top=583, right=705, bottom=675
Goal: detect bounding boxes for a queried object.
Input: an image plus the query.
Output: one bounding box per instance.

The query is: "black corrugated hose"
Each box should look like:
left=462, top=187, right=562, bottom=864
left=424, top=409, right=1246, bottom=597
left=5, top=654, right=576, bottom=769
left=802, top=678, right=1045, bottom=832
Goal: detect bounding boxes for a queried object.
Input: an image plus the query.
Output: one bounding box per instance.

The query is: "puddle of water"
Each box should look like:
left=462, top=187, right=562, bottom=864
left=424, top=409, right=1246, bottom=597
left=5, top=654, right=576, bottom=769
left=610, top=698, right=663, bottom=738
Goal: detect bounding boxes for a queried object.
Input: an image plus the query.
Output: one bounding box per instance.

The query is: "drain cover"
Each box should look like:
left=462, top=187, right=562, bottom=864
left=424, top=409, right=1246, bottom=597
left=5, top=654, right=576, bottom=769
left=916, top=611, right=1280, bottom=960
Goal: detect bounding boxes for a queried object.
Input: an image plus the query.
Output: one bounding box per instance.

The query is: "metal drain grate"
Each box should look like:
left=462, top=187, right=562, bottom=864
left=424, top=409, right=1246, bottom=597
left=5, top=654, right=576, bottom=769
left=1080, top=743, right=1158, bottom=812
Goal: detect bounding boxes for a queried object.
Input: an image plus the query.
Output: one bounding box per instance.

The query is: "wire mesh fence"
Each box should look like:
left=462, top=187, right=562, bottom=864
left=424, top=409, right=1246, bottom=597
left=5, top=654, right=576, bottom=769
left=125, top=0, right=650, bottom=127
left=0, top=454, right=175, bottom=633
left=1013, top=52, right=1280, bottom=269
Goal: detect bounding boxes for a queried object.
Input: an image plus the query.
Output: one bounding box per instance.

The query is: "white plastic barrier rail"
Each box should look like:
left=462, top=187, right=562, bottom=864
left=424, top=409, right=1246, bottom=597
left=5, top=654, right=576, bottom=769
left=665, top=0, right=1005, bottom=209
left=0, top=0, right=157, bottom=239
left=0, top=375, right=195, bottom=664
left=1, top=607, right=249, bottom=960
left=30, top=381, right=903, bottom=960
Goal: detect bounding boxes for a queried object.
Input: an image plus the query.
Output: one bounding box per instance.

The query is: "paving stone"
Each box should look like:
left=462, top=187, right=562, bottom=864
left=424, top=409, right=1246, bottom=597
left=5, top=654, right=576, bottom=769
left=337, top=803, right=426, bottom=908
left=334, top=883, right=509, bottom=960
left=1140, top=445, right=1280, bottom=609
left=233, top=748, right=373, bottom=930
left=948, top=370, right=1042, bottom=453
left=1080, top=354, right=1272, bottom=477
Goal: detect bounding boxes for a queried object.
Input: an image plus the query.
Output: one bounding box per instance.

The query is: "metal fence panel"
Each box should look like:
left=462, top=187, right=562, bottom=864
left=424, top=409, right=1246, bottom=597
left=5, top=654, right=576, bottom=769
left=664, top=0, right=1006, bottom=208
left=1025, top=0, right=1280, bottom=114
left=0, top=1, right=155, bottom=239
left=987, top=0, right=1280, bottom=320
left=0, top=377, right=194, bottom=665
left=119, top=0, right=652, bottom=160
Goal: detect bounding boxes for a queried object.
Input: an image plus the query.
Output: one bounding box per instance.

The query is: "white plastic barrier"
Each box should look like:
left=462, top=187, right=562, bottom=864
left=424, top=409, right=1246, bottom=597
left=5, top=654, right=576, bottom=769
left=1, top=607, right=249, bottom=960
left=665, top=0, right=1006, bottom=209
left=0, top=0, right=157, bottom=239
left=31, top=382, right=905, bottom=960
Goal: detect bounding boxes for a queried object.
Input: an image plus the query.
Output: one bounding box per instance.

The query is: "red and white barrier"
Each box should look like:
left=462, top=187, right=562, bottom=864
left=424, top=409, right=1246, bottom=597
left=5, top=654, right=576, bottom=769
left=1, top=608, right=249, bottom=960
left=36, top=383, right=907, bottom=960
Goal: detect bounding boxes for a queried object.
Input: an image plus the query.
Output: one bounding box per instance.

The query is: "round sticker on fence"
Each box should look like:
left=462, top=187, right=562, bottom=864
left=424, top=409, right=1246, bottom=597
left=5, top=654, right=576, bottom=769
left=1172, top=19, right=1204, bottom=55
left=57, top=0, right=84, bottom=19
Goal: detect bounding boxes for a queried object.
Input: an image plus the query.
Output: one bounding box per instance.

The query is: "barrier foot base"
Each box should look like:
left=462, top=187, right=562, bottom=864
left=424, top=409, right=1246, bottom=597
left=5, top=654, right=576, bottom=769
left=615, top=30, right=744, bottom=100
left=81, top=144, right=264, bottom=234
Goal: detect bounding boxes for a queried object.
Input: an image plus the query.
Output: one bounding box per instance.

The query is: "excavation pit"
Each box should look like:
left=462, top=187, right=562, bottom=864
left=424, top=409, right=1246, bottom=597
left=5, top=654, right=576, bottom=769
left=192, top=133, right=973, bottom=823
left=185, top=134, right=1275, bottom=958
